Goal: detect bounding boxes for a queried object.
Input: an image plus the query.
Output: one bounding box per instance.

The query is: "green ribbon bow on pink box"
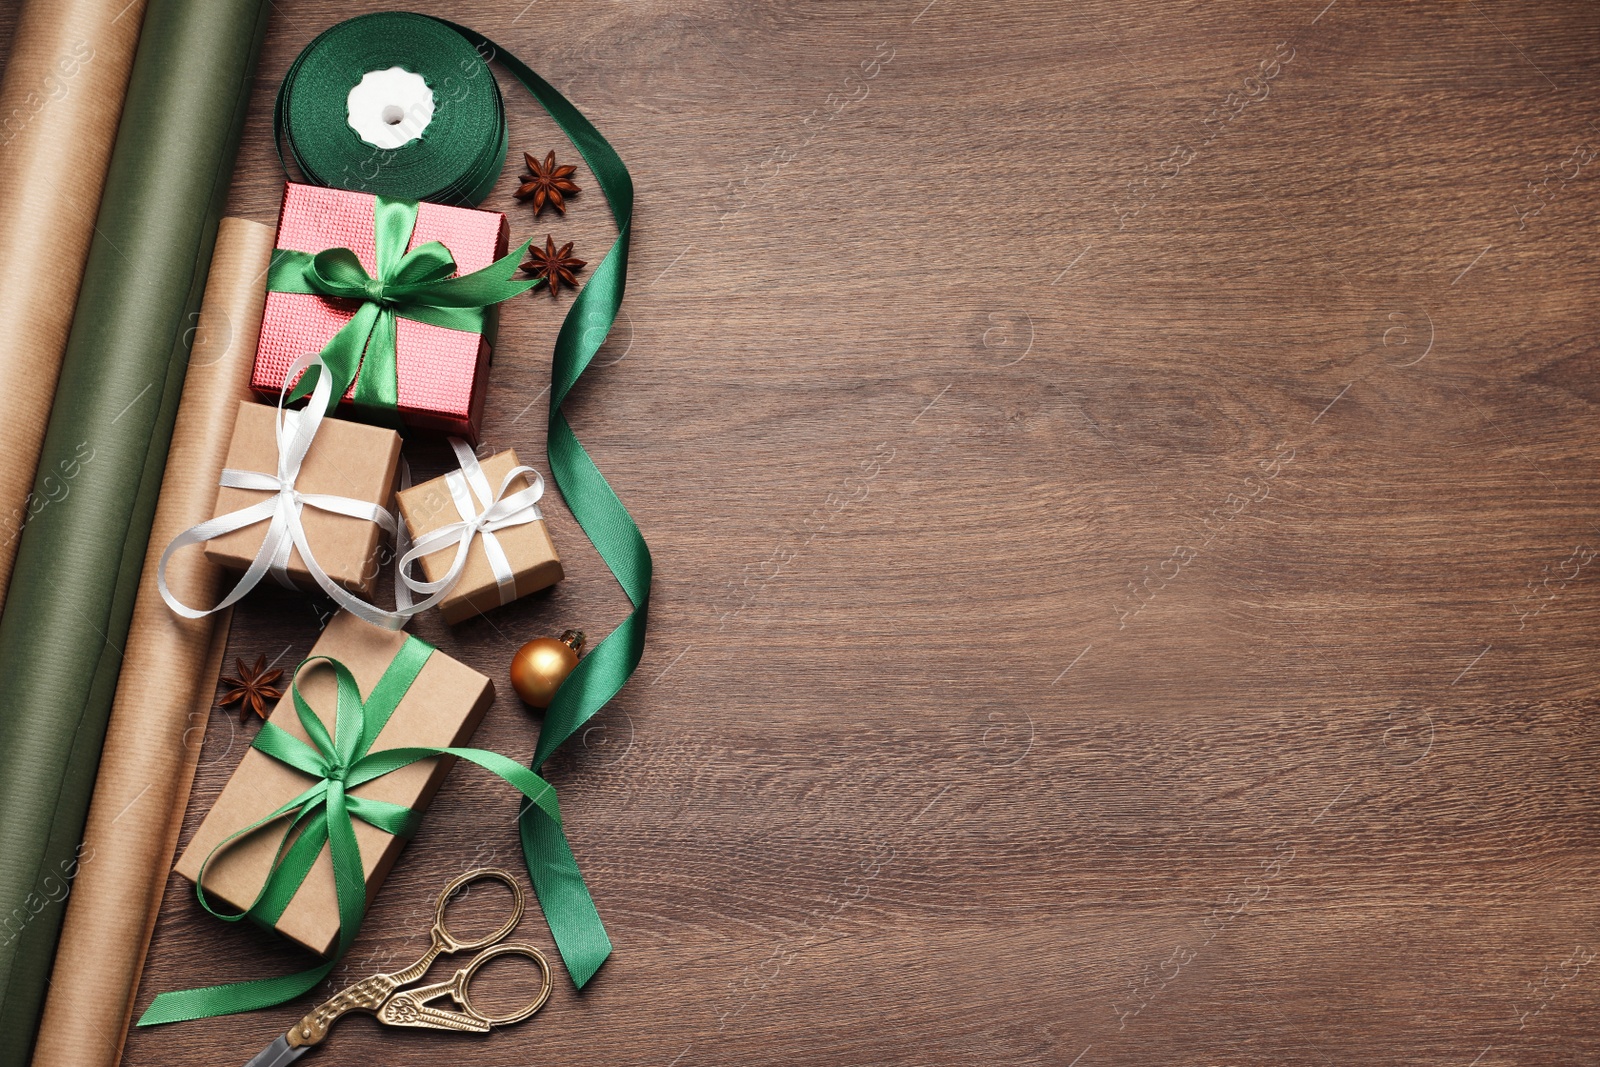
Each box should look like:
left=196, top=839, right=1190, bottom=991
left=264, top=192, right=539, bottom=424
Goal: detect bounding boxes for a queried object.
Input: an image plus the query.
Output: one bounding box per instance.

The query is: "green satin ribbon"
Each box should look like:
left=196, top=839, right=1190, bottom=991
left=434, top=21, right=651, bottom=992
left=267, top=194, right=537, bottom=414
left=137, top=636, right=564, bottom=1025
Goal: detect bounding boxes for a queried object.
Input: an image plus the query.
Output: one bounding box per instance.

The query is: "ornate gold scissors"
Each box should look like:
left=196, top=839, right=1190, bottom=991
left=242, top=868, right=552, bottom=1067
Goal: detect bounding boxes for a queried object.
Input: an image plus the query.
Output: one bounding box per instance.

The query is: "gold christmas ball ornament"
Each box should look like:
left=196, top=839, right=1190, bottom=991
left=510, top=629, right=585, bottom=708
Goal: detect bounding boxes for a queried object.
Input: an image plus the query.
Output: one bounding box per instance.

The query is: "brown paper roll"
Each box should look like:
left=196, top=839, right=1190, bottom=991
left=29, top=217, right=274, bottom=1067
left=0, top=0, right=150, bottom=612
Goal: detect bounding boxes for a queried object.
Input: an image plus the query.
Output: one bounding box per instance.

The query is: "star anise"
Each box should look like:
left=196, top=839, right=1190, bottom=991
left=217, top=654, right=284, bottom=723
left=515, top=150, right=581, bottom=215
left=521, top=236, right=587, bottom=297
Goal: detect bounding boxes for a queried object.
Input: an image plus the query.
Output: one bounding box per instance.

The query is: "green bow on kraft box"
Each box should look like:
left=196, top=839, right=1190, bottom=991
left=252, top=184, right=538, bottom=441
left=147, top=613, right=578, bottom=1025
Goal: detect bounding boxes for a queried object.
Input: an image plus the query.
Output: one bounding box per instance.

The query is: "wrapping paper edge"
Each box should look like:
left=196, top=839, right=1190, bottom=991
left=0, top=0, right=150, bottom=611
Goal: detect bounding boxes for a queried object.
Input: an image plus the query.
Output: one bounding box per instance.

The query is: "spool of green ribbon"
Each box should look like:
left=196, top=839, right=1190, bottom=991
left=275, top=12, right=509, bottom=205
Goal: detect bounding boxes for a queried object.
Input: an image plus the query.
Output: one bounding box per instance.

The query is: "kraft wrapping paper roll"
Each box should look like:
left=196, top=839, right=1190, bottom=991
left=0, top=0, right=270, bottom=1060
left=0, top=0, right=149, bottom=612
left=29, top=218, right=274, bottom=1067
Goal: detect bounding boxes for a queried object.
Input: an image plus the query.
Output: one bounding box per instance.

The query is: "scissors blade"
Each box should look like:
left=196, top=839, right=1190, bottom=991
left=241, top=1033, right=308, bottom=1067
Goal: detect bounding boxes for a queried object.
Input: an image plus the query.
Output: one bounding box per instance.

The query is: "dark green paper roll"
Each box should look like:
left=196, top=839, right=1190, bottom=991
left=0, top=0, right=269, bottom=1061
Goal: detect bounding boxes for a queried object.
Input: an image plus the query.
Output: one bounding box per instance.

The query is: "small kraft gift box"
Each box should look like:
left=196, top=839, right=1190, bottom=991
left=202, top=400, right=401, bottom=598
left=396, top=447, right=563, bottom=624
left=174, top=612, right=495, bottom=956
left=252, top=182, right=519, bottom=441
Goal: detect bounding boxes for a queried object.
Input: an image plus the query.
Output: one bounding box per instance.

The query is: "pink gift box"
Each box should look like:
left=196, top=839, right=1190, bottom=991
left=252, top=182, right=512, bottom=441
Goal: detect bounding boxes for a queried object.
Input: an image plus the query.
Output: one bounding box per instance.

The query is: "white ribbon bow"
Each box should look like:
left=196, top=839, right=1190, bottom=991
left=158, top=351, right=410, bottom=630
left=396, top=438, right=546, bottom=614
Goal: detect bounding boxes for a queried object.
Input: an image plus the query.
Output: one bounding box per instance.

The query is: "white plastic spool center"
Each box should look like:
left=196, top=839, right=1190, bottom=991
left=347, top=67, right=434, bottom=150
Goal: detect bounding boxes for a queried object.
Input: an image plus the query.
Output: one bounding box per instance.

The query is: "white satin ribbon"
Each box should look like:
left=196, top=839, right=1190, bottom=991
left=396, top=438, right=546, bottom=614
left=157, top=351, right=409, bottom=630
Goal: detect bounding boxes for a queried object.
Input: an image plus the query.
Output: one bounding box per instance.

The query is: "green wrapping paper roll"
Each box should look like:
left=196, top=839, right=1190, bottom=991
left=0, top=0, right=269, bottom=1061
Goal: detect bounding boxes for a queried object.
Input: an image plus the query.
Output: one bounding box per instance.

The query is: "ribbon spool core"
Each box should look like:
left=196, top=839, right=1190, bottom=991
left=347, top=66, right=434, bottom=150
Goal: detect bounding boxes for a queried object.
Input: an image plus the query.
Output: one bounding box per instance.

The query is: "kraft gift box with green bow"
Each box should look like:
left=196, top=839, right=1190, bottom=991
left=173, top=612, right=499, bottom=957
left=251, top=182, right=539, bottom=441
left=154, top=610, right=586, bottom=1025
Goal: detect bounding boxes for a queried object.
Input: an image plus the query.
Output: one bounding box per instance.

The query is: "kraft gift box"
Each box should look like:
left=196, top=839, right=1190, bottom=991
left=395, top=448, right=563, bottom=624
left=202, top=400, right=401, bottom=598
left=174, top=612, right=495, bottom=956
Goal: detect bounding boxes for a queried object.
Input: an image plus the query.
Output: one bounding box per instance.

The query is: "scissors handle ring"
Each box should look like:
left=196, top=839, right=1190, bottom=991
left=433, top=867, right=524, bottom=953
left=458, top=942, right=553, bottom=1026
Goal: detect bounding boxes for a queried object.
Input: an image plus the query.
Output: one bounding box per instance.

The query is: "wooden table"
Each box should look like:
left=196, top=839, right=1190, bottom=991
left=57, top=0, right=1600, bottom=1063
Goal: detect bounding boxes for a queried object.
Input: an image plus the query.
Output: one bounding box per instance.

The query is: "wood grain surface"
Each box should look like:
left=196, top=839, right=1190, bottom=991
left=6, top=0, right=1600, bottom=1063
